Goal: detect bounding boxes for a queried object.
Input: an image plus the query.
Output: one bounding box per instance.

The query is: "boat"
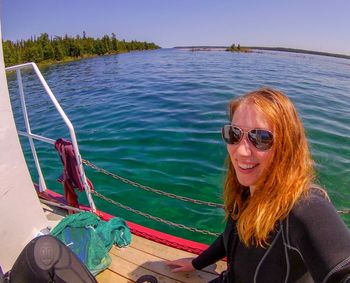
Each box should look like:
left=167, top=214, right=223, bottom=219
left=0, top=26, right=226, bottom=282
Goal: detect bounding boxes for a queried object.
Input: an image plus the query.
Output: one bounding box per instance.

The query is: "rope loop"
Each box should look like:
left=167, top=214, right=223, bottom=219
left=91, top=190, right=220, bottom=236
left=82, top=158, right=224, bottom=208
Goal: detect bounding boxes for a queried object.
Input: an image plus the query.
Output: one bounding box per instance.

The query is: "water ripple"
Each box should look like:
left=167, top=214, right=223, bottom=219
left=7, top=49, right=350, bottom=242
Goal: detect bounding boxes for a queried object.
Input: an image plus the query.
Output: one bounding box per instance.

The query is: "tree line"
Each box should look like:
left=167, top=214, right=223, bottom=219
left=2, top=32, right=160, bottom=67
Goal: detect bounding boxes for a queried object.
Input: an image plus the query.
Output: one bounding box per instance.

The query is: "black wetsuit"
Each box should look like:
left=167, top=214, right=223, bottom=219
left=192, top=189, right=350, bottom=283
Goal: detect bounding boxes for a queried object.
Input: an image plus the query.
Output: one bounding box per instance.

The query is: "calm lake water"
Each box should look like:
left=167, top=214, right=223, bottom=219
left=7, top=49, right=350, bottom=244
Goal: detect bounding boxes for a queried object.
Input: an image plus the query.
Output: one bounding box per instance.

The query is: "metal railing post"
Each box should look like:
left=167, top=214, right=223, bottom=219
left=16, top=69, right=47, bottom=192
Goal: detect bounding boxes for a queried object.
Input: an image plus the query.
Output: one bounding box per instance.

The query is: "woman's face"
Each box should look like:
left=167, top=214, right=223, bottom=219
left=227, top=103, right=273, bottom=191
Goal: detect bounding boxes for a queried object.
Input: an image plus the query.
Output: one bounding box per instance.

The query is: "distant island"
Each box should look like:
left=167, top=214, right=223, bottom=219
left=226, top=44, right=251, bottom=52
left=249, top=46, right=350, bottom=60
left=2, top=32, right=160, bottom=67
left=180, top=44, right=251, bottom=52
left=174, top=45, right=350, bottom=60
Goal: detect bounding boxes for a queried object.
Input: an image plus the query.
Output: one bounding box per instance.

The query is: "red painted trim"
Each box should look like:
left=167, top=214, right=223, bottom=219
left=40, top=189, right=210, bottom=255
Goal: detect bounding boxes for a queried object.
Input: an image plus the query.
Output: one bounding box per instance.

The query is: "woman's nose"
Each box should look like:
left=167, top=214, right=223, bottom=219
left=230, top=136, right=252, bottom=156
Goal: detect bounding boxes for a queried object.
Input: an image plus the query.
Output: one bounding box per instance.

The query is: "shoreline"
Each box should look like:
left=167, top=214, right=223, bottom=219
left=6, top=46, right=349, bottom=71
left=36, top=51, right=129, bottom=68
left=5, top=50, right=145, bottom=71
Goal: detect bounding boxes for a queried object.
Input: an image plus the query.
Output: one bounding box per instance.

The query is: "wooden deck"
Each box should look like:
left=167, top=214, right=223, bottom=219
left=97, top=235, right=226, bottom=283
left=41, top=201, right=226, bottom=283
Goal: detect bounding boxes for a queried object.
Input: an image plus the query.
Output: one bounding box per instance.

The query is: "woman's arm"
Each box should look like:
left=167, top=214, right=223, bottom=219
left=167, top=218, right=233, bottom=272
left=192, top=233, right=226, bottom=270
left=166, top=234, right=226, bottom=272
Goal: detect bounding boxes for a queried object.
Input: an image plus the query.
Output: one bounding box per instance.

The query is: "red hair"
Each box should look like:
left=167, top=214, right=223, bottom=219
left=224, top=88, right=315, bottom=246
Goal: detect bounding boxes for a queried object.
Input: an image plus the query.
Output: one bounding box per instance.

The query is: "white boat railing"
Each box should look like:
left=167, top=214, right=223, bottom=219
left=5, top=62, right=96, bottom=212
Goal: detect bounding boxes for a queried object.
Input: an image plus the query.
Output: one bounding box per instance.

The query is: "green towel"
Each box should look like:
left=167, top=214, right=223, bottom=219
left=51, top=211, right=131, bottom=275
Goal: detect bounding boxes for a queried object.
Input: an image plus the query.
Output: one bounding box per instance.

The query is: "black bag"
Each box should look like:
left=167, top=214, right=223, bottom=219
left=8, top=235, right=97, bottom=283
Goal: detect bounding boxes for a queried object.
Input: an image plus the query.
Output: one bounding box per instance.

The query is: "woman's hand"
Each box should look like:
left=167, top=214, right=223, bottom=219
left=165, top=258, right=196, bottom=272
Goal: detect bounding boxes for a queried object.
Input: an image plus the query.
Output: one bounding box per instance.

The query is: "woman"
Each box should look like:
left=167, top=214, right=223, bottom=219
left=166, top=88, right=350, bottom=282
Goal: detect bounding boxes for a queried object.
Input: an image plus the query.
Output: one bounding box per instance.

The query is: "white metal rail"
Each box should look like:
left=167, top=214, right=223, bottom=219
left=5, top=62, right=96, bottom=212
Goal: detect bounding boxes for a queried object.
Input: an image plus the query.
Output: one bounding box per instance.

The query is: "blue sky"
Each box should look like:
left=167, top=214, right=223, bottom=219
left=1, top=0, right=350, bottom=55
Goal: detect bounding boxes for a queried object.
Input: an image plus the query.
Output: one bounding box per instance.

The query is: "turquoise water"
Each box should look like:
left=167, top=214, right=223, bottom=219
left=7, top=49, right=350, bottom=244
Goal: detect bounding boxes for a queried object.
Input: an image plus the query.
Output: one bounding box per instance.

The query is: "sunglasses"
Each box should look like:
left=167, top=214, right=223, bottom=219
left=221, top=125, right=273, bottom=151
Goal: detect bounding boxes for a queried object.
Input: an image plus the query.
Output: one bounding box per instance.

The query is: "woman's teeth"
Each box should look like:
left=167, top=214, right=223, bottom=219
left=238, top=163, right=257, bottom=169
